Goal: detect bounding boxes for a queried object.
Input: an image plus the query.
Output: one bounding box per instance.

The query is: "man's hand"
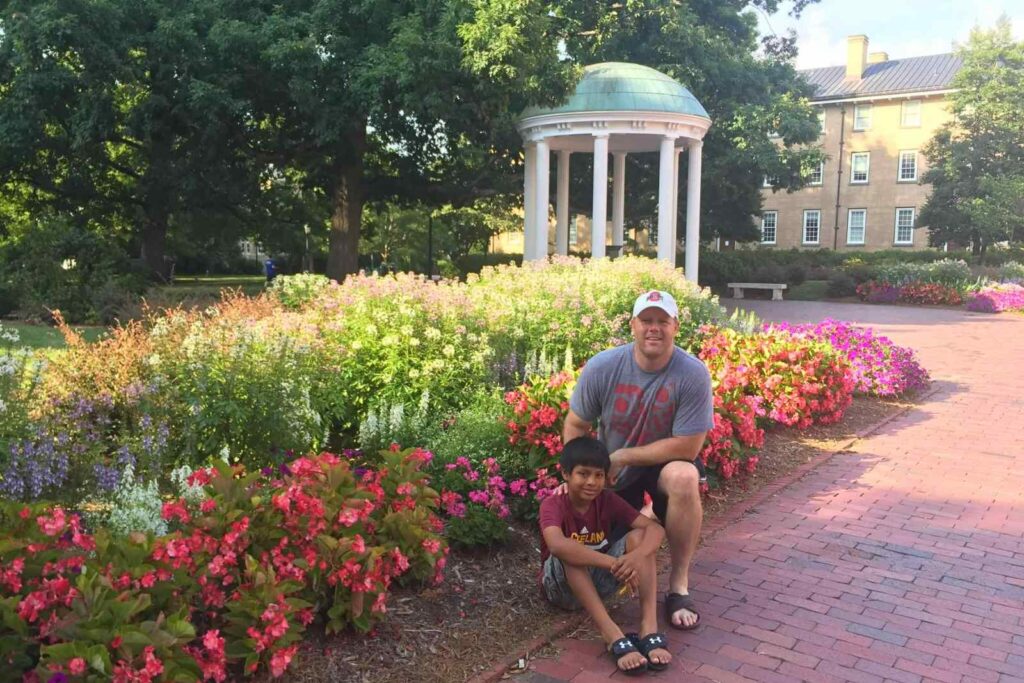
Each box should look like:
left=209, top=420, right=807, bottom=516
left=608, top=449, right=628, bottom=485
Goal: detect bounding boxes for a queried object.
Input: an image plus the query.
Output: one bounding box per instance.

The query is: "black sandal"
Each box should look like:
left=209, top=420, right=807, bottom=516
left=664, top=592, right=701, bottom=631
left=627, top=632, right=671, bottom=671
left=608, top=636, right=648, bottom=676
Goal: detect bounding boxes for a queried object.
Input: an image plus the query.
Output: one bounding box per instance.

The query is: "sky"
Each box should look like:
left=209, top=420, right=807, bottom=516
left=752, top=0, right=1024, bottom=70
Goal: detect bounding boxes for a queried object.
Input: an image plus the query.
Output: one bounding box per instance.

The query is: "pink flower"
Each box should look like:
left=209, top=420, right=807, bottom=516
left=68, top=658, right=86, bottom=675
left=36, top=508, right=66, bottom=536
left=269, top=646, right=298, bottom=677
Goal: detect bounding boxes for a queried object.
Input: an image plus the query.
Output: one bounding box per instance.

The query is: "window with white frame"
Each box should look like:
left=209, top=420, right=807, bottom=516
left=762, top=175, right=773, bottom=188
left=847, top=209, right=866, bottom=245
left=818, top=111, right=826, bottom=134
left=761, top=211, right=777, bottom=244
left=853, top=104, right=872, bottom=130
left=898, top=150, right=918, bottom=181
left=901, top=100, right=922, bottom=127
left=806, top=160, right=824, bottom=185
left=802, top=210, right=821, bottom=245
left=894, top=208, right=915, bottom=244
left=569, top=216, right=578, bottom=245
left=851, top=152, right=870, bottom=183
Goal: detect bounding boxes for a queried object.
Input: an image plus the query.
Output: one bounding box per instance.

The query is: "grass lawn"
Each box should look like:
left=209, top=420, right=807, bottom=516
left=171, top=274, right=265, bottom=287
left=3, top=322, right=107, bottom=350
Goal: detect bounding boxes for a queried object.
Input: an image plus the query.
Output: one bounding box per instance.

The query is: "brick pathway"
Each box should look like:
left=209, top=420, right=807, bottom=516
left=518, top=302, right=1024, bottom=683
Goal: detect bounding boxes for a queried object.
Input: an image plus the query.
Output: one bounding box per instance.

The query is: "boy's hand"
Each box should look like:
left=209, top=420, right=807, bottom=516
left=610, top=551, right=643, bottom=585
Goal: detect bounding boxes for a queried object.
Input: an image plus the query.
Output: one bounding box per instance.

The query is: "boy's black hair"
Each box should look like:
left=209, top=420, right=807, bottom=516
left=559, top=436, right=611, bottom=474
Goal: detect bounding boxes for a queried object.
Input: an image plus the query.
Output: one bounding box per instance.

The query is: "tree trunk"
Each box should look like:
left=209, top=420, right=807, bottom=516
left=325, top=125, right=367, bottom=281
left=140, top=216, right=169, bottom=281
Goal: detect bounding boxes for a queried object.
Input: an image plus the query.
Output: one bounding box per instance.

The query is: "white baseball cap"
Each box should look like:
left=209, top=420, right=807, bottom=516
left=632, top=290, right=678, bottom=319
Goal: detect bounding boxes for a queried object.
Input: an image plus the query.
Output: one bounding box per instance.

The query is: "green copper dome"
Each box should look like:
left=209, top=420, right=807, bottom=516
left=521, top=62, right=709, bottom=119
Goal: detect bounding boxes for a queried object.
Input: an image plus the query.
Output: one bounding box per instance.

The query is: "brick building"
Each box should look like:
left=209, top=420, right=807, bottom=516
left=760, top=35, right=961, bottom=250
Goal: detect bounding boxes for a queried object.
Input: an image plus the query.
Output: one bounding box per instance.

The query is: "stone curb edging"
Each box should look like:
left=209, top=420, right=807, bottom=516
left=467, top=391, right=936, bottom=683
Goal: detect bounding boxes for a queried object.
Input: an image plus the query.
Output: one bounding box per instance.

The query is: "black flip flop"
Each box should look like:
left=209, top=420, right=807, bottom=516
left=608, top=635, right=648, bottom=676
left=664, top=592, right=701, bottom=631
left=627, top=632, right=671, bottom=671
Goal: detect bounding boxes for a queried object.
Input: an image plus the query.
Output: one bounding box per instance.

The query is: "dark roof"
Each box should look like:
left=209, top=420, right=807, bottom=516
left=800, top=53, right=962, bottom=101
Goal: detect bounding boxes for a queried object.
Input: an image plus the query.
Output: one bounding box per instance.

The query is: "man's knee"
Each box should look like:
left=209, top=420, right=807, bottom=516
left=659, top=461, right=700, bottom=499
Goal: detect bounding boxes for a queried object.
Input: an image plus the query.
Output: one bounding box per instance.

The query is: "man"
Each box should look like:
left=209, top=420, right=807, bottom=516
left=562, top=290, right=713, bottom=630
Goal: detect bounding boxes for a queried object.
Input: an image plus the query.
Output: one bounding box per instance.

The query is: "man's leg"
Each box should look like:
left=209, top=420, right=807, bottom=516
left=561, top=563, right=647, bottom=673
left=626, top=530, right=672, bottom=667
left=657, top=460, right=702, bottom=628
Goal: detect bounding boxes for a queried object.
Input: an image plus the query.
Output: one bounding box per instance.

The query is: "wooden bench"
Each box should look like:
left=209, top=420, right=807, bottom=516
left=728, top=282, right=787, bottom=301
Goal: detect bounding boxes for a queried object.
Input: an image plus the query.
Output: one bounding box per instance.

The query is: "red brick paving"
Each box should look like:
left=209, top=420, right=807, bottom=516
left=516, top=303, right=1024, bottom=682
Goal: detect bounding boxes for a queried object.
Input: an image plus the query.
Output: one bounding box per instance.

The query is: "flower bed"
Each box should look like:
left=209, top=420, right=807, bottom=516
left=764, top=319, right=930, bottom=397
left=856, top=280, right=964, bottom=306
left=965, top=283, right=1024, bottom=313
left=0, top=450, right=446, bottom=681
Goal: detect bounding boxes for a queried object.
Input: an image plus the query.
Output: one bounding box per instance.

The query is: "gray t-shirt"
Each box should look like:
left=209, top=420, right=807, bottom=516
left=569, top=343, right=714, bottom=488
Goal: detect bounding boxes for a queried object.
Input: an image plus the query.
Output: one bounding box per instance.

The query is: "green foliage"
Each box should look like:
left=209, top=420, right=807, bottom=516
left=921, top=19, right=1024, bottom=253
left=158, top=321, right=327, bottom=467
left=0, top=216, right=145, bottom=324
left=871, top=259, right=975, bottom=290
left=425, top=391, right=526, bottom=474
left=269, top=273, right=332, bottom=310
left=0, top=1, right=266, bottom=278
left=443, top=505, right=508, bottom=549
left=0, top=324, right=42, bottom=455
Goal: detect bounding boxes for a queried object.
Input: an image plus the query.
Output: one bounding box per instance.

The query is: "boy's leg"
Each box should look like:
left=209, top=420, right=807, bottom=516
left=560, top=563, right=647, bottom=673
left=625, top=530, right=672, bottom=667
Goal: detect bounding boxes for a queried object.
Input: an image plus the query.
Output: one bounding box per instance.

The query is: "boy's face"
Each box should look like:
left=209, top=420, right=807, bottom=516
left=564, top=464, right=607, bottom=501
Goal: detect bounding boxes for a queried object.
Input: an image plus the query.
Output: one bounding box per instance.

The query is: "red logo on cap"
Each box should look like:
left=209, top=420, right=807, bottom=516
left=647, top=292, right=662, bottom=302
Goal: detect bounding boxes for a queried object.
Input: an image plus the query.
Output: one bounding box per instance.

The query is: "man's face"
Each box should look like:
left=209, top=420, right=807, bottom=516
left=564, top=464, right=607, bottom=501
left=630, top=307, right=679, bottom=360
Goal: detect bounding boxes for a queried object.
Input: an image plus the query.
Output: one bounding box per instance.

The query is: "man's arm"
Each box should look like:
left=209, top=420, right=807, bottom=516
left=562, top=409, right=593, bottom=444
left=541, top=526, right=616, bottom=570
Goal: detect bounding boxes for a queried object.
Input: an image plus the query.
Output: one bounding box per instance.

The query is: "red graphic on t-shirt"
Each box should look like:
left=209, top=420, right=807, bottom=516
left=608, top=382, right=675, bottom=445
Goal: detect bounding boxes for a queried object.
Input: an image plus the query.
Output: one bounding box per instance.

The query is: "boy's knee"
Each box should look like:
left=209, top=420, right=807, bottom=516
left=624, top=528, right=645, bottom=552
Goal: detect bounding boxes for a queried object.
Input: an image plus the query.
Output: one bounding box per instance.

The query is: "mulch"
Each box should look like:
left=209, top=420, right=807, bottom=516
left=280, top=395, right=915, bottom=683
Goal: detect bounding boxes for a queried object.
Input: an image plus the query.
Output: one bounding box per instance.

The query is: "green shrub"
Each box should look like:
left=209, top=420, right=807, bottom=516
left=827, top=271, right=857, bottom=297
left=444, top=505, right=508, bottom=548
left=0, top=216, right=145, bottom=324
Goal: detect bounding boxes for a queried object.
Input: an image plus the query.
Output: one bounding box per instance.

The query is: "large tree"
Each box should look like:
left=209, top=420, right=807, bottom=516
left=920, top=18, right=1024, bottom=254
left=0, top=0, right=266, bottom=278
left=227, top=0, right=574, bottom=280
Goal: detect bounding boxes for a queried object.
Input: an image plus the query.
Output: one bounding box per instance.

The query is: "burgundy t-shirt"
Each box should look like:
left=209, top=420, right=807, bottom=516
left=538, top=489, right=640, bottom=565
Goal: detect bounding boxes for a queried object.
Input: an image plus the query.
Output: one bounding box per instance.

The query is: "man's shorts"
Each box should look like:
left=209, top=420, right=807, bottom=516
left=616, top=458, right=705, bottom=522
left=541, top=534, right=629, bottom=610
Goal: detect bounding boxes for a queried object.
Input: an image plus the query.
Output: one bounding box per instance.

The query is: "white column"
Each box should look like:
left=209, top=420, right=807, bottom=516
left=612, top=152, right=626, bottom=253
left=591, top=134, right=609, bottom=260
left=671, top=147, right=681, bottom=262
left=534, top=139, right=550, bottom=260
left=657, top=135, right=676, bottom=263
left=523, top=143, right=536, bottom=260
left=556, top=151, right=571, bottom=256
left=685, top=140, right=703, bottom=283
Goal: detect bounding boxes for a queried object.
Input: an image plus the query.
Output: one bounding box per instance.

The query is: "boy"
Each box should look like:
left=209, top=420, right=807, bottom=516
left=539, top=436, right=672, bottom=675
